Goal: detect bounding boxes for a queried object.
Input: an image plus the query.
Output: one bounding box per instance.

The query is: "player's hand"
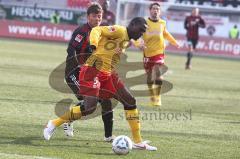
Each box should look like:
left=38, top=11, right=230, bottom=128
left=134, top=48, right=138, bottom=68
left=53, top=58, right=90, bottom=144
left=115, top=48, right=123, bottom=55
left=175, top=42, right=181, bottom=49
left=139, top=41, right=147, bottom=51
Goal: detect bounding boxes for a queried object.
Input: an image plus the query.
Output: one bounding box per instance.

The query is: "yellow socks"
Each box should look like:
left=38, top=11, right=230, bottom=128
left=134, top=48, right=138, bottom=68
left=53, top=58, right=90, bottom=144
left=148, top=84, right=155, bottom=102
left=154, top=84, right=162, bottom=106
left=52, top=106, right=82, bottom=127
left=125, top=109, right=142, bottom=143
left=147, top=84, right=154, bottom=97
left=155, top=84, right=161, bottom=97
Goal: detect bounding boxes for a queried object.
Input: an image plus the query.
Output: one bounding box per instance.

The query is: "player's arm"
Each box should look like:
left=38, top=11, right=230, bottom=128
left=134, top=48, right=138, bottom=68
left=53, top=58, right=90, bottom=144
left=163, top=27, right=180, bottom=48
left=67, top=30, right=87, bottom=64
left=89, top=25, right=124, bottom=48
left=184, top=17, right=189, bottom=30
left=130, top=38, right=146, bottom=51
left=198, top=17, right=206, bottom=28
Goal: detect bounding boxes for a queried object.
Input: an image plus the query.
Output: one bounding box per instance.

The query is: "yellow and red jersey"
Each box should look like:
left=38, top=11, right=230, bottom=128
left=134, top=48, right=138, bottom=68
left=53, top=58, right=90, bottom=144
left=86, top=25, right=129, bottom=73
left=141, top=18, right=178, bottom=57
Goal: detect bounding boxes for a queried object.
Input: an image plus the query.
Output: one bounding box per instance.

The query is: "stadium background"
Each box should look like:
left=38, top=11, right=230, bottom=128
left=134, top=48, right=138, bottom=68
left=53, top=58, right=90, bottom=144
left=0, top=0, right=240, bottom=159
left=0, top=0, right=239, bottom=56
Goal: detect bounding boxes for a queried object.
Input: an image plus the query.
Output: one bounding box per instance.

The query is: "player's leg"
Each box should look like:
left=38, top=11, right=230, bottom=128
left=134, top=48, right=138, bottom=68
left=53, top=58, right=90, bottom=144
left=144, top=57, right=155, bottom=105
left=116, top=87, right=157, bottom=150
left=152, top=64, right=164, bottom=106
left=186, top=40, right=193, bottom=69
left=43, top=103, right=83, bottom=140
left=186, top=39, right=197, bottom=69
left=100, top=99, right=115, bottom=142
left=44, top=66, right=100, bottom=140
left=64, top=66, right=82, bottom=137
left=146, top=55, right=165, bottom=106
left=65, top=66, right=83, bottom=101
left=43, top=96, right=98, bottom=140
left=146, top=70, right=155, bottom=104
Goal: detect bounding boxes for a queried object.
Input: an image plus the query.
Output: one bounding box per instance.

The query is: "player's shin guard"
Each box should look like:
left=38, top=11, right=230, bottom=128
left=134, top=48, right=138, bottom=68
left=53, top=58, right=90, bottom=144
left=52, top=106, right=82, bottom=127
left=102, top=111, right=113, bottom=138
left=125, top=109, right=142, bottom=143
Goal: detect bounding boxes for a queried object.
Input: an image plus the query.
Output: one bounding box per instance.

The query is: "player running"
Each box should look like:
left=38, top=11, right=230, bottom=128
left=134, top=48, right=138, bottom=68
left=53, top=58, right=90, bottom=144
left=133, top=2, right=180, bottom=106
left=184, top=8, right=205, bottom=69
left=64, top=3, right=115, bottom=142
left=44, top=17, right=157, bottom=151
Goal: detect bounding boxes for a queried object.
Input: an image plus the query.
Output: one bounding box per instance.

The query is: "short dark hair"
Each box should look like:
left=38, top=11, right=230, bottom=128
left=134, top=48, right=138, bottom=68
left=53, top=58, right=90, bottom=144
left=149, top=2, right=161, bottom=10
left=128, top=17, right=147, bottom=31
left=87, top=3, right=103, bottom=15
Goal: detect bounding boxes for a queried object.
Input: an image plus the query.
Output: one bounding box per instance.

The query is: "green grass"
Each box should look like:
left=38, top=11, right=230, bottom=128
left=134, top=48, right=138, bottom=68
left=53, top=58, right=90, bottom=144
left=0, top=38, right=240, bottom=159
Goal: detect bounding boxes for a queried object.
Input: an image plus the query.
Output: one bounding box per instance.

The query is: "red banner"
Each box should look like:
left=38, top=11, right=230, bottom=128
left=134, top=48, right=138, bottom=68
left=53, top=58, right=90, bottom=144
left=67, top=0, right=90, bottom=8
left=166, top=34, right=240, bottom=57
left=0, top=20, right=239, bottom=57
left=0, top=20, right=77, bottom=42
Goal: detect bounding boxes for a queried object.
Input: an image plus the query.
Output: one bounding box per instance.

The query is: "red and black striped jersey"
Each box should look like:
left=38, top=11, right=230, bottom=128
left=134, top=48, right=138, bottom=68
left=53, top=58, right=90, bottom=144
left=66, top=23, right=92, bottom=65
left=184, top=15, right=205, bottom=40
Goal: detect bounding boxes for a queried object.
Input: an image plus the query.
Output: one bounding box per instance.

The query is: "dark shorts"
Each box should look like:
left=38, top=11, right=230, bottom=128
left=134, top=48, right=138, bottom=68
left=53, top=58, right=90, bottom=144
left=187, top=38, right=198, bottom=49
left=65, top=66, right=82, bottom=100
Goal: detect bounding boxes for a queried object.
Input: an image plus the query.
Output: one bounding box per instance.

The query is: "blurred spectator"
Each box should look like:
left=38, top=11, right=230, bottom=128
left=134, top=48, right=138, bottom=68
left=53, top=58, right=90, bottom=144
left=184, top=8, right=205, bottom=70
left=229, top=25, right=239, bottom=39
left=50, top=11, right=60, bottom=24
left=101, top=0, right=115, bottom=25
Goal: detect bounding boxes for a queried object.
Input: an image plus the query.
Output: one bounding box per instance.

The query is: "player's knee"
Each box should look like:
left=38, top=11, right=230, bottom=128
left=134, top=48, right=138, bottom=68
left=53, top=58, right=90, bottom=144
left=100, top=99, right=112, bottom=107
left=81, top=98, right=98, bottom=116
left=83, top=106, right=97, bottom=116
left=100, top=99, right=112, bottom=113
left=76, top=95, right=83, bottom=101
left=123, top=97, right=137, bottom=110
left=128, top=96, right=136, bottom=106
left=147, top=80, right=154, bottom=85
left=187, top=52, right=193, bottom=58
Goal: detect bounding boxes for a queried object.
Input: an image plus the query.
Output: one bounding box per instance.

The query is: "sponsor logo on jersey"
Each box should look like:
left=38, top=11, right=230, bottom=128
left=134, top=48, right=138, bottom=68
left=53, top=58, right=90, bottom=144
left=75, top=34, right=83, bottom=42
left=108, top=26, right=116, bottom=32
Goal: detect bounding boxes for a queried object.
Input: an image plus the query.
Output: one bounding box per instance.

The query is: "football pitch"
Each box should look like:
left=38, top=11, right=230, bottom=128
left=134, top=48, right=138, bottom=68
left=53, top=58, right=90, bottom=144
left=0, top=38, right=240, bottom=159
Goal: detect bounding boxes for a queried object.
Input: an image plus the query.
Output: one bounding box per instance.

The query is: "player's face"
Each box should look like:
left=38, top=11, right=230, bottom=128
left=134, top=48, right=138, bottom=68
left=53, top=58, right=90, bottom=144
left=192, top=8, right=199, bottom=16
left=150, top=5, right=161, bottom=20
left=130, top=24, right=147, bottom=40
left=88, top=12, right=103, bottom=27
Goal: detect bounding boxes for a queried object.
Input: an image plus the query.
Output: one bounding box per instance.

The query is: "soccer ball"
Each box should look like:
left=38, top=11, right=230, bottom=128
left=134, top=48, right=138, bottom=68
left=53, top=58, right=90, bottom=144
left=112, top=135, right=133, bottom=155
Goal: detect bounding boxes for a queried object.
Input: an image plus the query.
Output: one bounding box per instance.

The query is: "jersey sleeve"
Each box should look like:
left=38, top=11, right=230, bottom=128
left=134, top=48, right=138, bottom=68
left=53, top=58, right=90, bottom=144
left=67, top=29, right=87, bottom=57
left=90, top=25, right=125, bottom=47
left=184, top=17, right=189, bottom=30
left=163, top=24, right=178, bottom=46
left=198, top=17, right=206, bottom=28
